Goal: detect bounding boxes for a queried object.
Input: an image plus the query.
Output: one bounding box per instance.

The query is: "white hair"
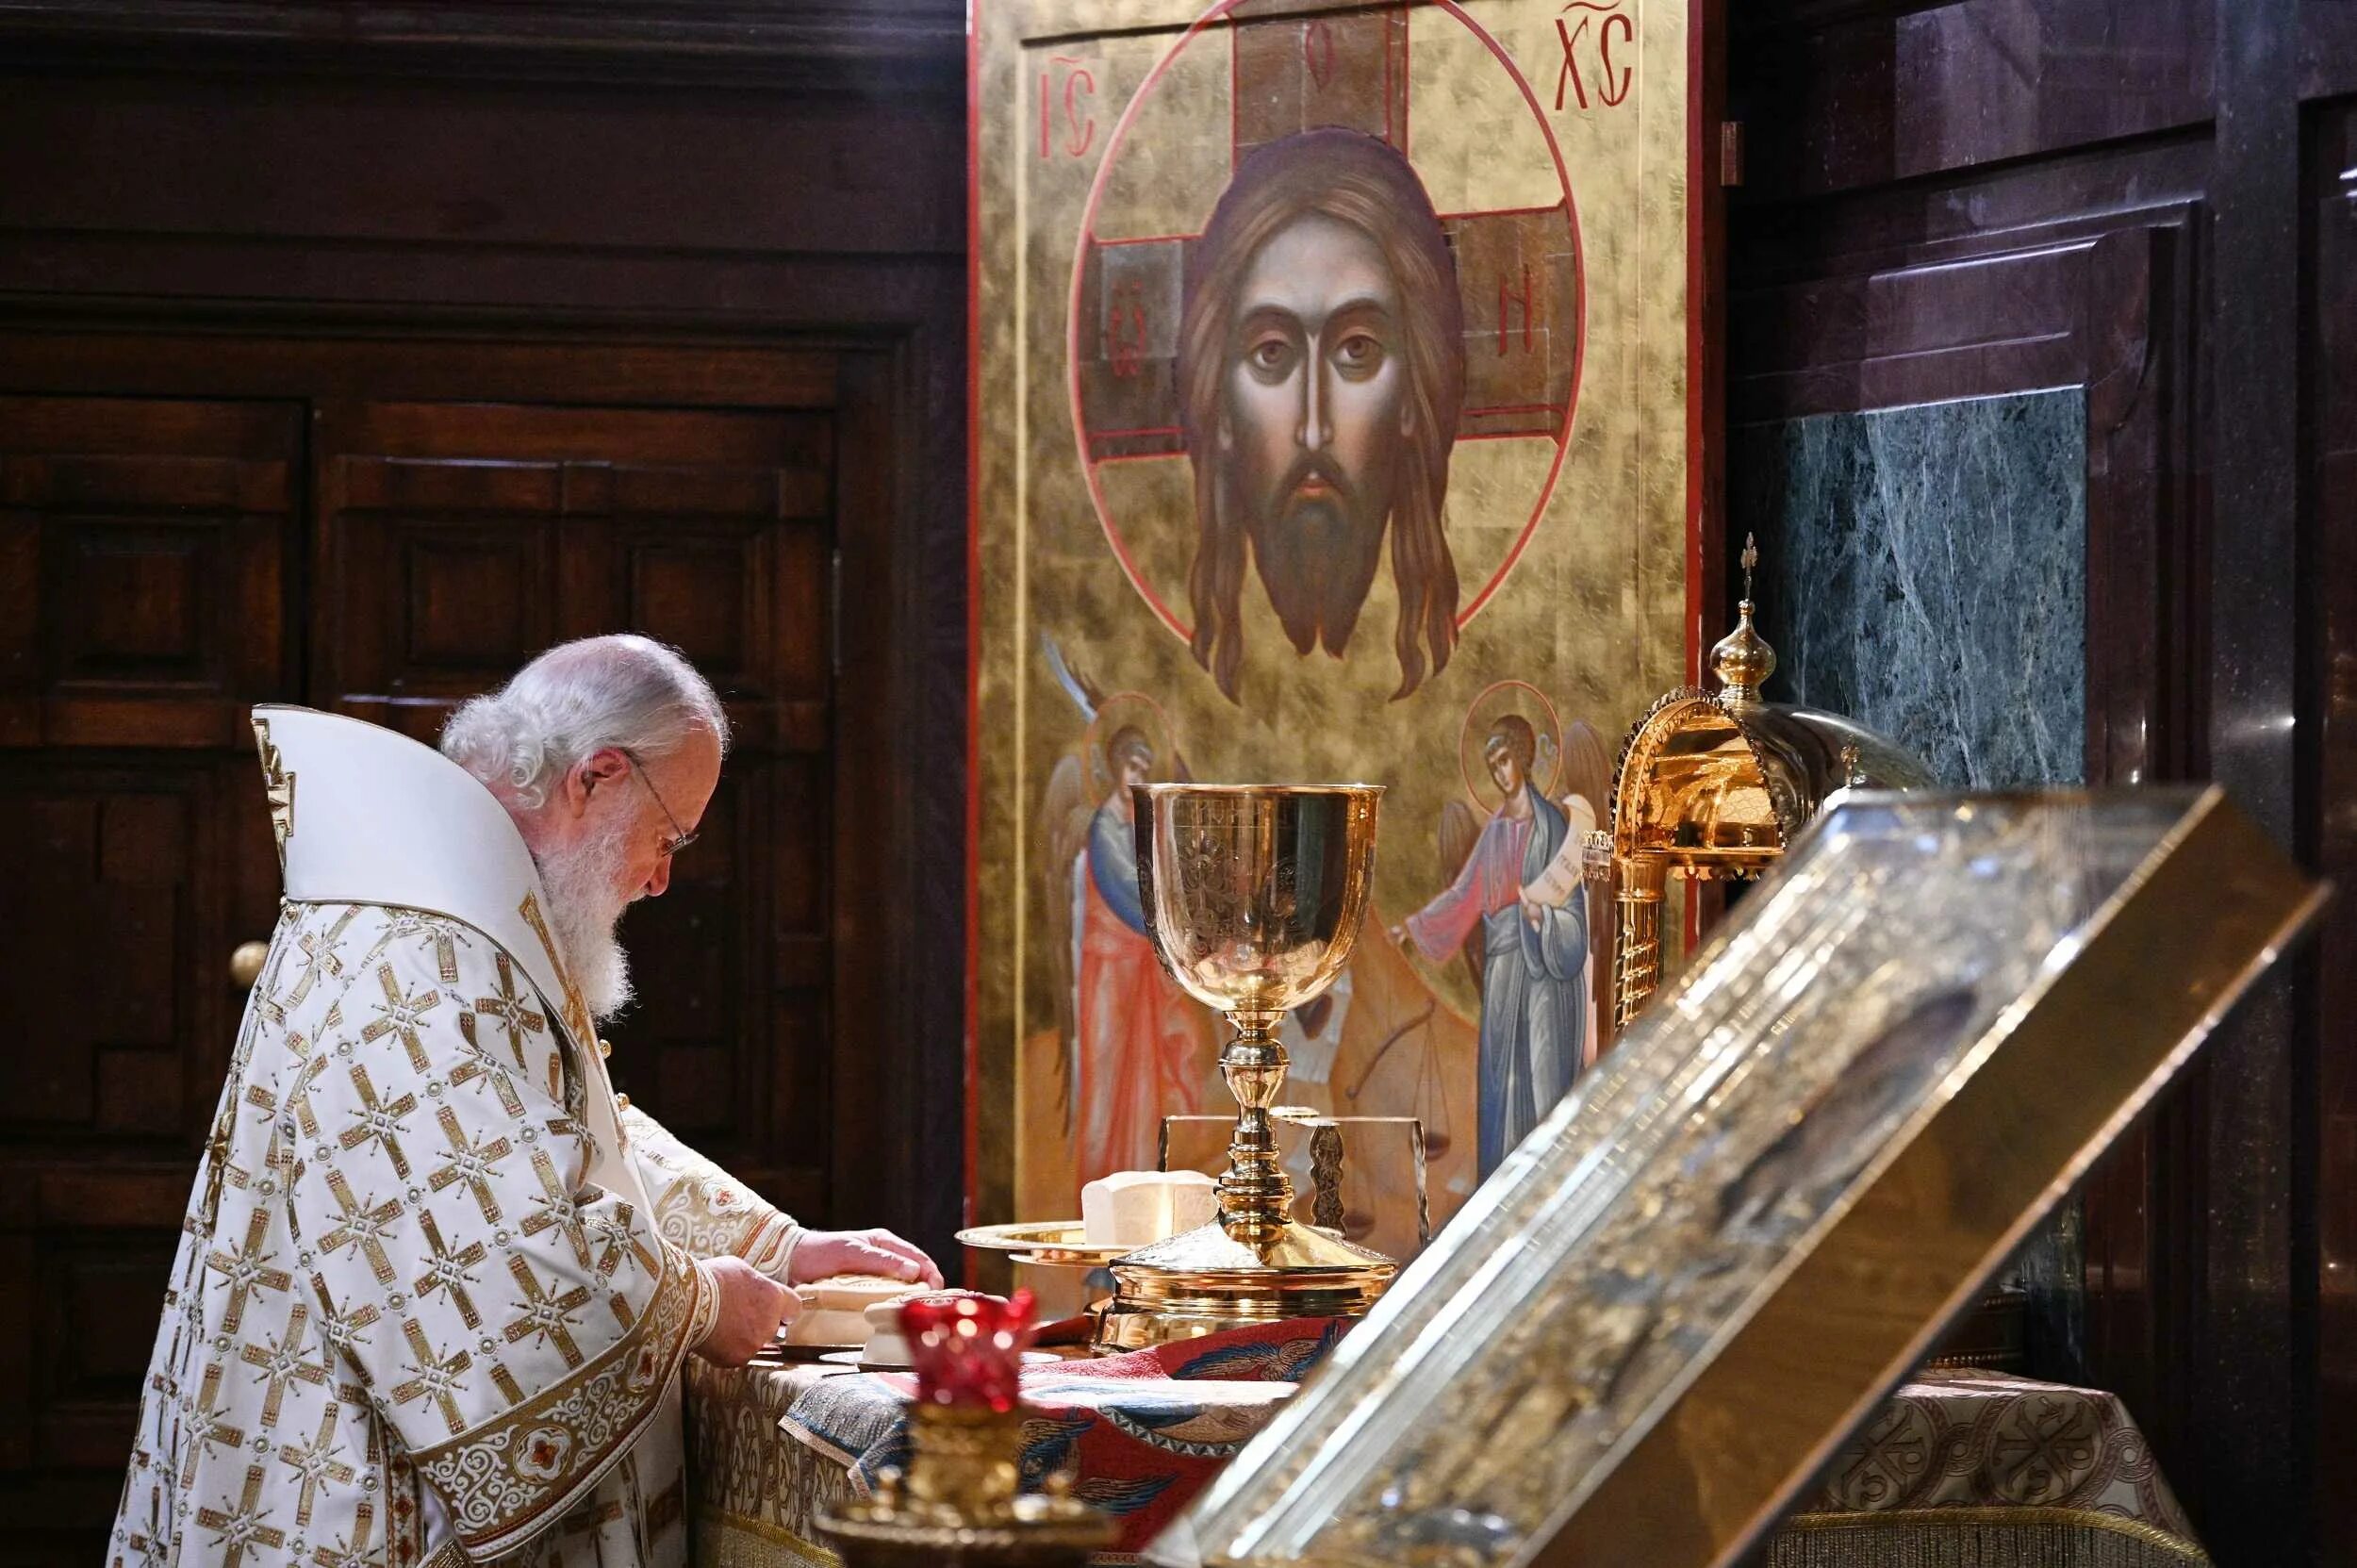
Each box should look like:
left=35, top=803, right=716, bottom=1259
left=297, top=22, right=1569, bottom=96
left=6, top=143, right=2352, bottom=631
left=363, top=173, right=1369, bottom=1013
left=440, top=634, right=730, bottom=809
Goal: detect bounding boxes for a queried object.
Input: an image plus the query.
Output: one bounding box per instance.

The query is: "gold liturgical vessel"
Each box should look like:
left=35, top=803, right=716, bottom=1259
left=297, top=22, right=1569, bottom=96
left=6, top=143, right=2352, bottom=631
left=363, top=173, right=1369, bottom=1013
left=1597, top=536, right=1934, bottom=1025
left=1094, top=784, right=1395, bottom=1352
left=1594, top=540, right=2024, bottom=1372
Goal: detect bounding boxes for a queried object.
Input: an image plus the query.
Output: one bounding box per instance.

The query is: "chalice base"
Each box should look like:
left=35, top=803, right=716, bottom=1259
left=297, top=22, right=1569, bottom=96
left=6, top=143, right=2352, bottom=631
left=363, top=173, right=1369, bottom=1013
left=1092, top=1218, right=1394, bottom=1353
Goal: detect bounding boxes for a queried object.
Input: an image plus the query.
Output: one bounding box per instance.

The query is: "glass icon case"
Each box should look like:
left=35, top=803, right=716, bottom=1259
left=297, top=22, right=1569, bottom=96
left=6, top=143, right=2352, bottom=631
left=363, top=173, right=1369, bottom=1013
left=1148, top=788, right=2321, bottom=1568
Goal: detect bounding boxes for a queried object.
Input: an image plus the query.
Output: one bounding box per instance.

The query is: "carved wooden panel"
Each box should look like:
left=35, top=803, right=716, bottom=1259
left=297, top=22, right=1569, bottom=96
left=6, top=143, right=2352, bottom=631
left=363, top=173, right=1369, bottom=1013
left=0, top=766, right=228, bottom=1143
left=0, top=755, right=268, bottom=1544
left=0, top=397, right=299, bottom=749
left=315, top=400, right=832, bottom=751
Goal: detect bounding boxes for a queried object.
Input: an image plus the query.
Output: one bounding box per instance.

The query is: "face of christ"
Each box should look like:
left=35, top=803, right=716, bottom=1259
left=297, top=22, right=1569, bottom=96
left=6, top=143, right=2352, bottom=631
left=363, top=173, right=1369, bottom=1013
left=1177, top=127, right=1466, bottom=704
left=1220, top=212, right=1409, bottom=666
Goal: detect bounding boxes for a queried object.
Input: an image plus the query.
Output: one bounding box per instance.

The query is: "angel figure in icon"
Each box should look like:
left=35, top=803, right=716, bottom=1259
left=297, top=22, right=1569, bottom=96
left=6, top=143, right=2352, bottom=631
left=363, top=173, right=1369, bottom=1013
left=1036, top=637, right=1214, bottom=1198
left=1392, top=683, right=1614, bottom=1177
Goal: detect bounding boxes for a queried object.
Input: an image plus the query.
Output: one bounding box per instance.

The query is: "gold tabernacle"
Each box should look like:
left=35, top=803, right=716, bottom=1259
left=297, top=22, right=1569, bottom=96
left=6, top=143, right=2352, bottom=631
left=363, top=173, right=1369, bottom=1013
left=1095, top=785, right=1396, bottom=1351
left=1596, top=536, right=1934, bottom=1025
left=1146, top=787, right=2323, bottom=1568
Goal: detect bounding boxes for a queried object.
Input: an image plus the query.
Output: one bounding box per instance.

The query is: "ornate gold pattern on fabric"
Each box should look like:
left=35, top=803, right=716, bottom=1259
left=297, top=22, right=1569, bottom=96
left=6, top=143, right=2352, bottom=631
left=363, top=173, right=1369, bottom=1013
left=109, top=901, right=706, bottom=1568
left=621, top=1103, right=802, bottom=1279
left=695, top=1503, right=844, bottom=1568
left=685, top=1361, right=861, bottom=1561
left=517, top=891, right=597, bottom=1052
left=1779, top=1509, right=2208, bottom=1562
left=414, top=1239, right=702, bottom=1556
left=684, top=1352, right=2208, bottom=1568
left=686, top=1259, right=725, bottom=1350
left=1148, top=788, right=2320, bottom=1568
left=1598, top=550, right=1934, bottom=1025
left=253, top=715, right=297, bottom=868
left=1096, top=786, right=1395, bottom=1350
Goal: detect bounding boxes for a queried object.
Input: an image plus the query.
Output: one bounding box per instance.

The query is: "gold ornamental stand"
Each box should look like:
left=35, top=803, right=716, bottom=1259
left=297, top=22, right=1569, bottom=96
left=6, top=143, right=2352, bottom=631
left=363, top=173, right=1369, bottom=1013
left=817, top=1403, right=1115, bottom=1568
left=817, top=1297, right=1115, bottom=1567
left=1094, top=784, right=1396, bottom=1352
left=1594, top=536, right=1935, bottom=1025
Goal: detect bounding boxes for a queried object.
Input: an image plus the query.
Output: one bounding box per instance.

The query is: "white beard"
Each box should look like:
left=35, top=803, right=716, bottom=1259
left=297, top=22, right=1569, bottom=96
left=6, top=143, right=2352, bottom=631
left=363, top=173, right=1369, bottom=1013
left=533, top=819, right=637, bottom=1021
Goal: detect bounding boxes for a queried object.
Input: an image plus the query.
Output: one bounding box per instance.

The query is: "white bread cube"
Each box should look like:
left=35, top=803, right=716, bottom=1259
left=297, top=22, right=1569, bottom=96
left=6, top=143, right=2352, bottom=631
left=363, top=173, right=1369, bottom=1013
left=1081, top=1169, right=1221, bottom=1247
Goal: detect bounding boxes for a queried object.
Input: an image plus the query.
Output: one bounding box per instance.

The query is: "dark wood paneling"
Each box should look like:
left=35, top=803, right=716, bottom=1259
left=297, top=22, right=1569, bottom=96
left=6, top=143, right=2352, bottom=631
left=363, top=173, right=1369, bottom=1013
left=0, top=397, right=301, bottom=748
left=0, top=766, right=221, bottom=1144
left=2308, top=95, right=2357, bottom=1566
left=0, top=1, right=964, bottom=91
left=1736, top=0, right=2214, bottom=199
left=1734, top=1, right=2346, bottom=1559
left=0, top=752, right=263, bottom=1534
left=0, top=14, right=968, bottom=1554
left=313, top=398, right=832, bottom=751
left=0, top=333, right=843, bottom=407
left=0, top=74, right=961, bottom=261
left=2189, top=3, right=2311, bottom=1556
left=2305, top=0, right=2357, bottom=101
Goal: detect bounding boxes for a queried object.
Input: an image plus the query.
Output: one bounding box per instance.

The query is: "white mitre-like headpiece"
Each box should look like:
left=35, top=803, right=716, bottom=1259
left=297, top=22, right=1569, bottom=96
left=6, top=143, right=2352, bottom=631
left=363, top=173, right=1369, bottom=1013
left=249, top=704, right=596, bottom=1054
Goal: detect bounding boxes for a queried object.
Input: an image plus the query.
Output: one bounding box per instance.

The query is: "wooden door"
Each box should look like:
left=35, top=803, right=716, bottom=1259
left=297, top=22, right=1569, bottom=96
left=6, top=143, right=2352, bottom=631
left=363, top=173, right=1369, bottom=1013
left=0, top=396, right=298, bottom=1552
left=311, top=398, right=838, bottom=1209
left=0, top=388, right=846, bottom=1554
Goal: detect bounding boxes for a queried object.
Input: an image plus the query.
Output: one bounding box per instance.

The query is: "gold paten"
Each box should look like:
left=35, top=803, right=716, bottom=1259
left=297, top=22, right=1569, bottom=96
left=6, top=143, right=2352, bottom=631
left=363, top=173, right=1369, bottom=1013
left=955, top=1220, right=1132, bottom=1269
left=816, top=1402, right=1116, bottom=1568
left=1146, top=787, right=2325, bottom=1568
left=1096, top=785, right=1396, bottom=1352
left=1597, top=537, right=1935, bottom=1025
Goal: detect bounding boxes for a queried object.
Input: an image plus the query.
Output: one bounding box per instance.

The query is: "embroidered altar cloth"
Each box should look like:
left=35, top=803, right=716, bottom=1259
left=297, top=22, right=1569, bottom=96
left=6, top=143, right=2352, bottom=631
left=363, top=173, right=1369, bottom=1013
left=685, top=1322, right=2205, bottom=1567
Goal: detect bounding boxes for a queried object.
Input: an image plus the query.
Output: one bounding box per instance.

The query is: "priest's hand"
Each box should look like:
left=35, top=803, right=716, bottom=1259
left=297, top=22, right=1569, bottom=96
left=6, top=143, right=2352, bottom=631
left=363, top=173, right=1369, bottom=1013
left=791, top=1228, right=946, bottom=1290
left=696, top=1256, right=797, bottom=1366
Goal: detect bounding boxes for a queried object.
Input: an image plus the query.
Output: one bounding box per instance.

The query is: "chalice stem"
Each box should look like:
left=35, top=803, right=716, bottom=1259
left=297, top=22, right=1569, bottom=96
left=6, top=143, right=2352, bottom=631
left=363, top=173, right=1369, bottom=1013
left=1218, top=1008, right=1294, bottom=1243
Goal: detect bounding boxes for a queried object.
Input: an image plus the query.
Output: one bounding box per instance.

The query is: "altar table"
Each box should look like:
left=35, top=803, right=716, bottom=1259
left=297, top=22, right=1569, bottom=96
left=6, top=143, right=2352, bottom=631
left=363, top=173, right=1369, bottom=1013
left=684, top=1326, right=2205, bottom=1568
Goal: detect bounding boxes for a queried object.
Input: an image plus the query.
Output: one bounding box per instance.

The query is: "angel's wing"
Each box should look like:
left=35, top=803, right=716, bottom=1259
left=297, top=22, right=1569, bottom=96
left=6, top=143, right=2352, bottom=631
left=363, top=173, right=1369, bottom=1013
left=1437, top=797, right=1485, bottom=998
left=1037, top=750, right=1099, bottom=1133
left=1041, top=634, right=1104, bottom=720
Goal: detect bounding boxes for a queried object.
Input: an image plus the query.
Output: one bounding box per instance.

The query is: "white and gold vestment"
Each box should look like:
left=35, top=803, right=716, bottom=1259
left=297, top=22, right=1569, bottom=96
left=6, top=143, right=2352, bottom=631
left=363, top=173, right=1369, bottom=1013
left=110, top=708, right=802, bottom=1567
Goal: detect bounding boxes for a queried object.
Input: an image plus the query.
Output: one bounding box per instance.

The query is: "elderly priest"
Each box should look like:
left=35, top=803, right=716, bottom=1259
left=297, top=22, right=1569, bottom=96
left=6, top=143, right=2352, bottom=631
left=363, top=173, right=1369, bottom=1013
left=110, top=635, right=942, bottom=1568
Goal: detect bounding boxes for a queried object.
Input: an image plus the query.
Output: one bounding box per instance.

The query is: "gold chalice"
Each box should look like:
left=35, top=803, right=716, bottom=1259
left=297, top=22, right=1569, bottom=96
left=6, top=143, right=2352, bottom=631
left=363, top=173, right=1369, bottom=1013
left=1093, top=784, right=1397, bottom=1352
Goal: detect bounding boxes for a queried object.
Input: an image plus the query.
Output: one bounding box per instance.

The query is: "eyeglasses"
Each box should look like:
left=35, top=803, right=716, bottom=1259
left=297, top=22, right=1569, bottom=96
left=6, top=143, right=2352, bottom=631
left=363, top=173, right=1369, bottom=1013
left=617, top=747, right=700, bottom=859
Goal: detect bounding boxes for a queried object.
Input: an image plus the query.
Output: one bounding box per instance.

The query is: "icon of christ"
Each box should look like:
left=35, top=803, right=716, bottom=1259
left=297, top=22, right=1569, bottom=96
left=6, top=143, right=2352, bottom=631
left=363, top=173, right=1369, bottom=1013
left=1177, top=126, right=1469, bottom=703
